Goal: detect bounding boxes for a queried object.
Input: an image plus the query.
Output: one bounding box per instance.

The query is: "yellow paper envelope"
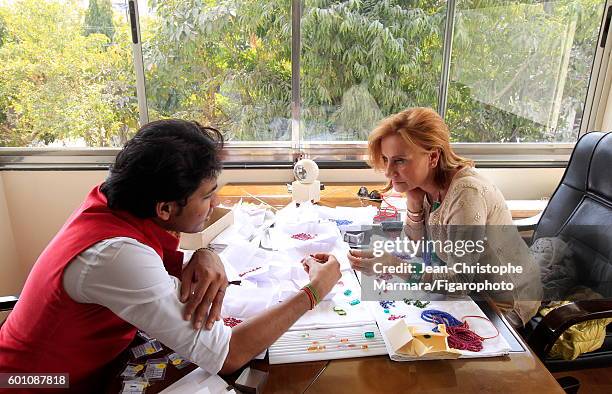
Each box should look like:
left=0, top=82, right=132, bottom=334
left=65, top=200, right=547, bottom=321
left=386, top=320, right=461, bottom=358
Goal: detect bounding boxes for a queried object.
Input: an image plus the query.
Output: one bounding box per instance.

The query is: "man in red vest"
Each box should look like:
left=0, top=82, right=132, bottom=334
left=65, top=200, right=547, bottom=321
left=0, top=119, right=341, bottom=392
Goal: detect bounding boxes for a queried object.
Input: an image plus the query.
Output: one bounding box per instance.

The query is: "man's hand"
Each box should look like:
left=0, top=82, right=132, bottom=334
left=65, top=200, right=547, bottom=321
left=180, top=248, right=228, bottom=330
left=301, top=253, right=342, bottom=299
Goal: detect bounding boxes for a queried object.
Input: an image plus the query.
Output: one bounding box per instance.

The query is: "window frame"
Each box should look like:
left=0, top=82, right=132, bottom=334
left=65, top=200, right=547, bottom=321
left=0, top=142, right=573, bottom=170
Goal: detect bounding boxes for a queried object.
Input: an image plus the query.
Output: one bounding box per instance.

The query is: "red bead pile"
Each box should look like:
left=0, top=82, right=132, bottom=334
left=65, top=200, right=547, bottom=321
left=238, top=266, right=262, bottom=277
left=377, top=273, right=393, bottom=281
left=223, top=317, right=243, bottom=328
left=291, top=233, right=316, bottom=241
left=446, top=322, right=484, bottom=352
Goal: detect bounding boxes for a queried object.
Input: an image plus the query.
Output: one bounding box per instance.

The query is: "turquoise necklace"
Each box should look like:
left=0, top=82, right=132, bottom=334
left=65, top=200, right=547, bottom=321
left=430, top=191, right=442, bottom=213
left=425, top=191, right=442, bottom=266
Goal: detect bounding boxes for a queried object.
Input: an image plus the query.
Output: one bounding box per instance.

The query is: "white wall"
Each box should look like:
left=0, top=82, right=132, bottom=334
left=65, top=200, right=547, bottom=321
left=0, top=167, right=565, bottom=295
left=0, top=174, right=22, bottom=295
left=1, top=171, right=106, bottom=294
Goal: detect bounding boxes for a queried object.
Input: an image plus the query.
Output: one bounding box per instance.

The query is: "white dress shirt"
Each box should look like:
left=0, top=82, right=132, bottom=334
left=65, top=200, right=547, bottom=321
left=62, top=237, right=231, bottom=374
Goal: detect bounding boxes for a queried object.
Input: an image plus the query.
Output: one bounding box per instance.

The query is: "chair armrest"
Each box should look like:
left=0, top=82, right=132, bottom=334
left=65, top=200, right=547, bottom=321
left=0, top=295, right=18, bottom=312
left=512, top=212, right=542, bottom=232
left=527, top=299, right=612, bottom=358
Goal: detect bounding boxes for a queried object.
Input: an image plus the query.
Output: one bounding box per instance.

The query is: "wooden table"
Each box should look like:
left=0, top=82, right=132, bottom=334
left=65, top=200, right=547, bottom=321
left=109, top=184, right=561, bottom=393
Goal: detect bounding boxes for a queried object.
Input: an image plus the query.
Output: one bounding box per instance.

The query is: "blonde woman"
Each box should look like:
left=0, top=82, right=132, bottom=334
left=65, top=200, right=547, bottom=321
left=348, top=107, right=542, bottom=327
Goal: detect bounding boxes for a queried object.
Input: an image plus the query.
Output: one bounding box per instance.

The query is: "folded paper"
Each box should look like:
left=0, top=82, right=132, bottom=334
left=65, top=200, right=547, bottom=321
left=385, top=320, right=461, bottom=358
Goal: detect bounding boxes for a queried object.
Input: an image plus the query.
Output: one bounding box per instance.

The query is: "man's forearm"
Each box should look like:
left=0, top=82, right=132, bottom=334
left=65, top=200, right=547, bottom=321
left=220, top=290, right=311, bottom=374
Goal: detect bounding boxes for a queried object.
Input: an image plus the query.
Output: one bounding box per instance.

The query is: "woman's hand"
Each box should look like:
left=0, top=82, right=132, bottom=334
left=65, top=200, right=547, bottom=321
left=347, top=249, right=398, bottom=276
left=405, top=187, right=426, bottom=213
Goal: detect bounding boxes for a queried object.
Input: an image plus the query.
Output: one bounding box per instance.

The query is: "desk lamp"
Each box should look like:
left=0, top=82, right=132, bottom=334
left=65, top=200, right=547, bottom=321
left=291, top=159, right=320, bottom=204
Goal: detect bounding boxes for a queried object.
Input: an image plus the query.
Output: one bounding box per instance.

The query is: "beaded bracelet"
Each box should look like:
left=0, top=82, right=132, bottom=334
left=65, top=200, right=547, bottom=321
left=305, top=283, right=320, bottom=304
left=195, top=245, right=216, bottom=254
left=301, top=287, right=315, bottom=310
left=301, top=283, right=320, bottom=309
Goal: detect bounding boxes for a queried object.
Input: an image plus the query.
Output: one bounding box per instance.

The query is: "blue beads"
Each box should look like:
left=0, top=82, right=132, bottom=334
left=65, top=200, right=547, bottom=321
left=420, top=309, right=462, bottom=332
left=379, top=300, right=395, bottom=309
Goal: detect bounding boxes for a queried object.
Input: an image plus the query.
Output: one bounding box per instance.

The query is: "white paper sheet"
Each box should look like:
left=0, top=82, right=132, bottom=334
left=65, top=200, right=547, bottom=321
left=218, top=240, right=260, bottom=272
left=212, top=202, right=274, bottom=245
left=269, top=323, right=387, bottom=364
left=365, top=297, right=511, bottom=361
left=315, top=205, right=379, bottom=231
left=289, top=269, right=376, bottom=330
left=270, top=220, right=339, bottom=249
left=275, top=202, right=378, bottom=231
left=159, top=369, right=232, bottom=394
left=221, top=285, right=278, bottom=318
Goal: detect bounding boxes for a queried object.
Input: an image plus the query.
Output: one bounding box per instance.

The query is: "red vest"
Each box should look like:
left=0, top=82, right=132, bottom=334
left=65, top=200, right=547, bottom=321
left=0, top=185, right=183, bottom=392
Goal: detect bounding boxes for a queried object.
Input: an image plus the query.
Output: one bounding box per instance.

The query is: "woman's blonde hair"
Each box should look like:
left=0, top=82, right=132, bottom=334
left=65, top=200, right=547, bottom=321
left=368, top=107, right=473, bottom=191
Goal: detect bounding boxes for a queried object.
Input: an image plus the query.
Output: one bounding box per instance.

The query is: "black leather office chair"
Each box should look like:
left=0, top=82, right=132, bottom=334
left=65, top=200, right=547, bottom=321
left=525, top=131, right=612, bottom=372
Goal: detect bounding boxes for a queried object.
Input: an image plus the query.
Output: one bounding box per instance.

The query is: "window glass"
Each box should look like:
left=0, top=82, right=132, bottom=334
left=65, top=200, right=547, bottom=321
left=0, top=0, right=137, bottom=147
left=0, top=0, right=606, bottom=148
left=142, top=0, right=292, bottom=141
left=447, top=0, right=606, bottom=142
left=300, top=0, right=445, bottom=141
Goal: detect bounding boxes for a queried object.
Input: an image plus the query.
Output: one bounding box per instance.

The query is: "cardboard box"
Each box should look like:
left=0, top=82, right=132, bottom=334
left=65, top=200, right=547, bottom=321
left=179, top=207, right=234, bottom=250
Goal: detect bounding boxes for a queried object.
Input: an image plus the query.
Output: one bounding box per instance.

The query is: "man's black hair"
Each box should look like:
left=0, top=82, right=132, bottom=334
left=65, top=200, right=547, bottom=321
left=101, top=119, right=224, bottom=218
